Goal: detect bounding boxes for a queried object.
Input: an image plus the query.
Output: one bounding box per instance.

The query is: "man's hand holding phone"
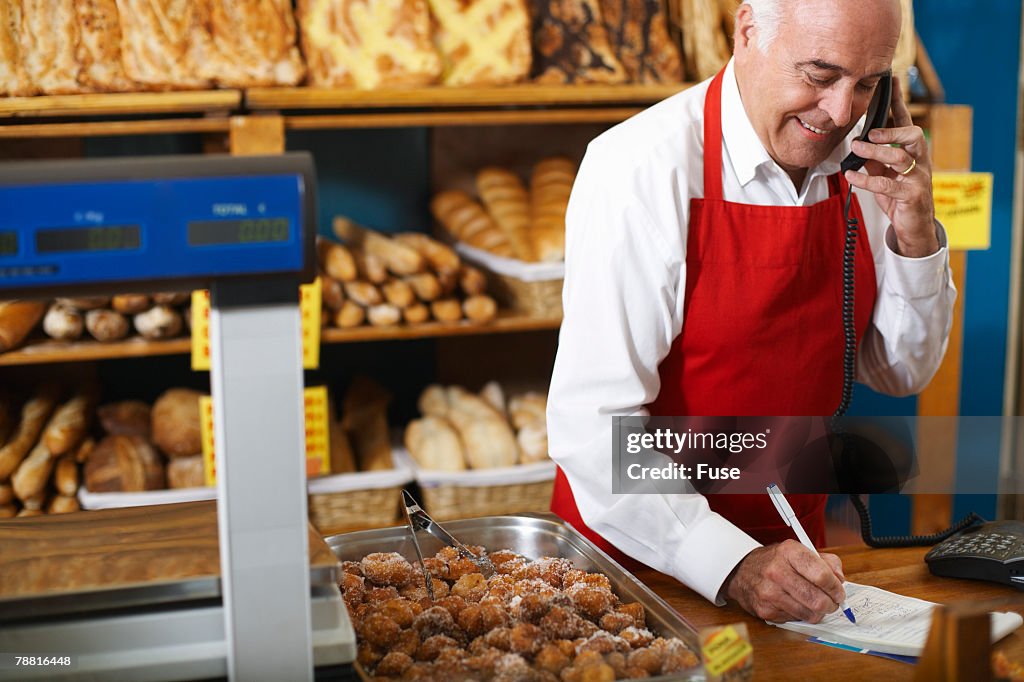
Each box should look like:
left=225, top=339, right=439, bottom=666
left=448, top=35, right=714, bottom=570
left=843, top=75, right=940, bottom=259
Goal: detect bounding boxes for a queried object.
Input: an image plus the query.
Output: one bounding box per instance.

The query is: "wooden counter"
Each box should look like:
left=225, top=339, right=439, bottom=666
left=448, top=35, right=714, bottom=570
left=635, top=545, right=1024, bottom=680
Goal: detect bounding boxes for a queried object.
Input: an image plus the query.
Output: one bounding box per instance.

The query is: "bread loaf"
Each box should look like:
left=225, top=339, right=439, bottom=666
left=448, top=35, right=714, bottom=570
left=382, top=280, right=416, bottom=309
left=353, top=249, right=389, bottom=284
left=405, top=416, right=466, bottom=471
left=437, top=269, right=458, bottom=297
left=405, top=273, right=442, bottom=302
left=0, top=301, right=47, bottom=352
left=319, top=240, right=358, bottom=282
left=479, top=381, right=506, bottom=416
left=367, top=304, right=401, bottom=327
left=115, top=0, right=209, bottom=89
left=194, top=0, right=306, bottom=87
left=458, top=265, right=488, bottom=296
left=76, top=0, right=136, bottom=92
left=297, top=0, right=442, bottom=88
left=430, top=299, right=463, bottom=323
left=20, top=0, right=82, bottom=94
left=151, top=388, right=202, bottom=457
left=0, top=383, right=61, bottom=481
left=335, top=301, right=366, bottom=328
left=517, top=422, right=549, bottom=463
left=403, top=303, right=430, bottom=324
left=327, top=394, right=356, bottom=474
left=445, top=387, right=519, bottom=468
left=0, top=482, right=12, bottom=505
left=0, top=0, right=34, bottom=96
left=43, top=387, right=97, bottom=456
left=509, top=392, right=547, bottom=429
left=54, top=453, right=78, bottom=496
left=463, top=295, right=497, bottom=323
left=341, top=377, right=393, bottom=471
left=167, top=455, right=205, bottom=488
left=529, top=0, right=626, bottom=84
left=322, top=277, right=346, bottom=311
left=98, top=400, right=151, bottom=438
left=85, top=309, right=129, bottom=342
left=42, top=303, right=84, bottom=341
left=427, top=0, right=532, bottom=86
left=134, top=304, right=184, bottom=339
left=597, top=0, right=683, bottom=83
left=74, top=436, right=95, bottom=463
left=85, top=434, right=165, bottom=492
left=344, top=281, right=383, bottom=307
left=477, top=167, right=535, bottom=261
left=111, top=294, right=151, bottom=314
left=418, top=385, right=449, bottom=418
left=529, top=157, right=575, bottom=262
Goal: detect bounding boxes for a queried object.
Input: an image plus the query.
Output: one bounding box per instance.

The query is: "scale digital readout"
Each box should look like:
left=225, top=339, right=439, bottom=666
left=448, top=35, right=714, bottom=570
left=0, top=153, right=316, bottom=299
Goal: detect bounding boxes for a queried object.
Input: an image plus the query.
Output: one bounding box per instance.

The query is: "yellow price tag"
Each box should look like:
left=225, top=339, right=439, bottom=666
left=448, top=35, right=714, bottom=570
left=933, top=172, right=993, bottom=250
left=200, top=385, right=331, bottom=486
left=702, top=624, right=753, bottom=678
left=190, top=279, right=322, bottom=371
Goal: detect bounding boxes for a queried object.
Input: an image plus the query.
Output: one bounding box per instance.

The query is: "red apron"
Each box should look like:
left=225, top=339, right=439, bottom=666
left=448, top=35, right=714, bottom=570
left=551, top=68, right=878, bottom=564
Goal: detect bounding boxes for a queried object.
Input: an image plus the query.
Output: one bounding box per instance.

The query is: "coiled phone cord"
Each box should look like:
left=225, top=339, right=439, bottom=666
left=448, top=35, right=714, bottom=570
left=836, top=183, right=984, bottom=547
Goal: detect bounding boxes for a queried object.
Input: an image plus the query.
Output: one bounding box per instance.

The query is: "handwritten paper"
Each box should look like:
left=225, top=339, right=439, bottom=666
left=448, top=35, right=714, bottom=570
left=932, top=172, right=993, bottom=250
left=773, top=582, right=1023, bottom=657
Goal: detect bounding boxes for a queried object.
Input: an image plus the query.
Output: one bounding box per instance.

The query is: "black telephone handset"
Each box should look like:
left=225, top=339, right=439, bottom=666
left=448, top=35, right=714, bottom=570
left=840, top=73, right=893, bottom=174
left=925, top=520, right=1024, bottom=589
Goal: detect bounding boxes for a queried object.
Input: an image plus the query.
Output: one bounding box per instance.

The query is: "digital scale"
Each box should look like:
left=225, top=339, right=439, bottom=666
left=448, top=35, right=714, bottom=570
left=0, top=154, right=356, bottom=681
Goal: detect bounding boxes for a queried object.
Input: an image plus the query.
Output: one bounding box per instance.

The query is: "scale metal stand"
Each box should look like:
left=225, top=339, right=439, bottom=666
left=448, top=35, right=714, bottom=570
left=0, top=154, right=355, bottom=681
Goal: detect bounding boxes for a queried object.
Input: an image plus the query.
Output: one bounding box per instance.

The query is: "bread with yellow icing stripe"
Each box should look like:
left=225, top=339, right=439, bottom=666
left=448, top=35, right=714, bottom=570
left=427, top=0, right=532, bottom=86
left=297, top=0, right=442, bottom=88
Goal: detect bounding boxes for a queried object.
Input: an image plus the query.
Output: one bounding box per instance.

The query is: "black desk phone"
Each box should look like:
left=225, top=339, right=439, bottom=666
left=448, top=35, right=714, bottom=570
left=924, top=520, right=1024, bottom=588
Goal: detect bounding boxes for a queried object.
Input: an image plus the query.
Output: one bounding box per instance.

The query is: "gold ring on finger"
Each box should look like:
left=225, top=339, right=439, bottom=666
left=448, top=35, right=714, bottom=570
left=899, top=158, right=917, bottom=176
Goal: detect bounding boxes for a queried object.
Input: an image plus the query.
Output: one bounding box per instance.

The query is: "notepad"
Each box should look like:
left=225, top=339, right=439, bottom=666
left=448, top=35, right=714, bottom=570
left=772, top=582, right=1024, bottom=657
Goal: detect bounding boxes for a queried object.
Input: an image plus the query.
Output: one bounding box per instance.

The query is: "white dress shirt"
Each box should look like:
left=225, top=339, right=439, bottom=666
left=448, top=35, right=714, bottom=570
left=547, top=59, right=955, bottom=604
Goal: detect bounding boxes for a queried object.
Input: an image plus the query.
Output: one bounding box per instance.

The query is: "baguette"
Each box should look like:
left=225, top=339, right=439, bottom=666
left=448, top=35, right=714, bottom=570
left=405, top=273, right=442, bottom=302
left=343, top=281, right=383, bottom=307
left=458, top=265, right=487, bottom=296
left=111, top=294, right=151, bottom=314
left=0, top=483, right=11, bottom=505
left=352, top=249, right=389, bottom=284
left=445, top=386, right=519, bottom=468
left=393, top=233, right=461, bottom=275
left=43, top=386, right=98, bottom=456
left=430, top=190, right=513, bottom=257
left=437, top=269, right=458, bottom=297
left=54, top=453, right=78, bottom=496
left=367, top=304, right=401, bottom=327
left=74, top=436, right=96, bottom=464
left=430, top=299, right=463, bottom=323
left=477, top=167, right=535, bottom=261
left=341, top=377, right=393, bottom=471
left=403, top=303, right=430, bottom=325
left=0, top=301, right=46, bottom=352
left=463, top=295, right=497, bottom=323
left=335, top=301, right=366, bottom=328
left=0, top=383, right=61, bottom=481
left=48, top=495, right=80, bottom=514
left=327, top=393, right=356, bottom=474
left=319, top=240, right=358, bottom=282
left=382, top=279, right=416, bottom=309
left=12, top=441, right=56, bottom=502
left=333, top=217, right=425, bottom=275
left=322, top=277, right=345, bottom=311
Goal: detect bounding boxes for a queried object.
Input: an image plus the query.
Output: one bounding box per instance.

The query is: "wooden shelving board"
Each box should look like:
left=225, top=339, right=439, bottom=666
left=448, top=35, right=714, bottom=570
left=0, top=118, right=231, bottom=139
left=246, top=83, right=692, bottom=110
left=0, top=90, right=240, bottom=118
left=0, top=312, right=561, bottom=366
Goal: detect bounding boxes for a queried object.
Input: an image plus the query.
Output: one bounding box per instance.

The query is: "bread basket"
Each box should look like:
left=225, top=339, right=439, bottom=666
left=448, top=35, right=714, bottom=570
left=307, top=466, right=413, bottom=534
left=453, top=242, right=564, bottom=318
left=397, top=447, right=556, bottom=521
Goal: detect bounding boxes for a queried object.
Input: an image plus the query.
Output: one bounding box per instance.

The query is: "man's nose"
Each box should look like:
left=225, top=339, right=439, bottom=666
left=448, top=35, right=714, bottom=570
left=819, top=85, right=856, bottom=128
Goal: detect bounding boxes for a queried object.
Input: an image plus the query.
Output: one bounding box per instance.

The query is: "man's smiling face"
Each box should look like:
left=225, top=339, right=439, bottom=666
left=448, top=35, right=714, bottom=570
left=733, top=0, right=901, bottom=178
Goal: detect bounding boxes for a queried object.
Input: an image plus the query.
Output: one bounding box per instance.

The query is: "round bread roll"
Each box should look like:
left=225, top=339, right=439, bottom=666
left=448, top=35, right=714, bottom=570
left=98, top=400, right=152, bottom=438
left=167, top=455, right=206, bottom=489
left=151, top=388, right=203, bottom=457
left=84, top=435, right=166, bottom=492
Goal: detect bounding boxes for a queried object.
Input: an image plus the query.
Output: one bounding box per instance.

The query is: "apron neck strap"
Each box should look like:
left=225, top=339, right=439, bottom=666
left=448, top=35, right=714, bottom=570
left=703, top=69, right=727, bottom=202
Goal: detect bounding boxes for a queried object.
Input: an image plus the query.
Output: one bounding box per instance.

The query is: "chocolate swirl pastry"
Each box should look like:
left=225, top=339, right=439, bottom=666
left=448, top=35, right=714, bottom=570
left=529, top=0, right=627, bottom=84
left=598, top=0, right=683, bottom=83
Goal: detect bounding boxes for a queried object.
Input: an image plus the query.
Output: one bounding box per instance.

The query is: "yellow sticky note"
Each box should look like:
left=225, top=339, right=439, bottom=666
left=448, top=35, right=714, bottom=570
left=190, top=290, right=211, bottom=371
left=702, top=624, right=754, bottom=677
left=932, top=172, right=993, bottom=250
left=199, top=387, right=330, bottom=485
left=191, top=281, right=321, bottom=371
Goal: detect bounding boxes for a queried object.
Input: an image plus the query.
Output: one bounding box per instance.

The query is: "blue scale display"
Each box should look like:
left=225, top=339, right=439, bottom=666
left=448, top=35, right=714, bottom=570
left=0, top=153, right=316, bottom=298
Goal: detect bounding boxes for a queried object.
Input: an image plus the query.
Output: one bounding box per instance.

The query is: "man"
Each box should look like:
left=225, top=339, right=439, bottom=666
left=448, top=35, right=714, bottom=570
left=547, top=0, right=954, bottom=624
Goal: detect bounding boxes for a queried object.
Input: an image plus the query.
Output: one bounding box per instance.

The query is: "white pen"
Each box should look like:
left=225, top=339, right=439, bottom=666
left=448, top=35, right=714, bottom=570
left=767, top=483, right=856, bottom=624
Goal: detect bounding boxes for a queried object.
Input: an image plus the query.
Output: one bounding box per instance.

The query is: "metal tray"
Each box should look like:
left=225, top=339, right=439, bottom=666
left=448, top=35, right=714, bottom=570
left=326, top=513, right=705, bottom=682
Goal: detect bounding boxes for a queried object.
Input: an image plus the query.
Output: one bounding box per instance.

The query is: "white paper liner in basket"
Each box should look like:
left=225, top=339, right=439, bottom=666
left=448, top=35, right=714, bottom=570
left=307, top=465, right=413, bottom=494
left=394, top=446, right=556, bottom=488
left=453, top=242, right=564, bottom=282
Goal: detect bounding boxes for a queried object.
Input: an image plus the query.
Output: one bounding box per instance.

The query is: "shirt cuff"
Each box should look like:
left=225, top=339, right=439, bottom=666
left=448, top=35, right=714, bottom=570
left=669, top=512, right=761, bottom=605
left=882, top=221, right=950, bottom=300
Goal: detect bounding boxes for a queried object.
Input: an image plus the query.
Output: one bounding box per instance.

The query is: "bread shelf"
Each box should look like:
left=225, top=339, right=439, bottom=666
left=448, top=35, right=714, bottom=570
left=246, top=83, right=691, bottom=110
left=0, top=118, right=231, bottom=139
left=0, top=312, right=561, bottom=366
left=0, top=91, right=240, bottom=118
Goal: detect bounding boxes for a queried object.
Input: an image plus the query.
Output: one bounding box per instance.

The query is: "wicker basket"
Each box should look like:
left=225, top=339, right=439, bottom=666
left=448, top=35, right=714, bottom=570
left=453, top=241, right=564, bottom=318
left=307, top=468, right=413, bottom=533
left=419, top=477, right=555, bottom=521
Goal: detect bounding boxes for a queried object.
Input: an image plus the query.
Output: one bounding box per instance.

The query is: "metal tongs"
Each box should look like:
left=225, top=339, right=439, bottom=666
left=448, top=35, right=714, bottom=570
left=402, top=490, right=495, bottom=599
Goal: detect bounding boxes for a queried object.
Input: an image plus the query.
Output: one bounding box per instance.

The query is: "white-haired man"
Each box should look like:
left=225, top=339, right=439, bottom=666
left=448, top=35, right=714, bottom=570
left=548, top=0, right=953, bottom=622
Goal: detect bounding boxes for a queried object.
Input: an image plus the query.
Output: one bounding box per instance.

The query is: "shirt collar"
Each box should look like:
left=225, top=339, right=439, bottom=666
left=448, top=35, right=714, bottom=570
left=720, top=58, right=866, bottom=188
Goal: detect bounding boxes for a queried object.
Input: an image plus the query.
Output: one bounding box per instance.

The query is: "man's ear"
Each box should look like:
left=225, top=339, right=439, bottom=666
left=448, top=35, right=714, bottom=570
left=734, top=4, right=757, bottom=51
